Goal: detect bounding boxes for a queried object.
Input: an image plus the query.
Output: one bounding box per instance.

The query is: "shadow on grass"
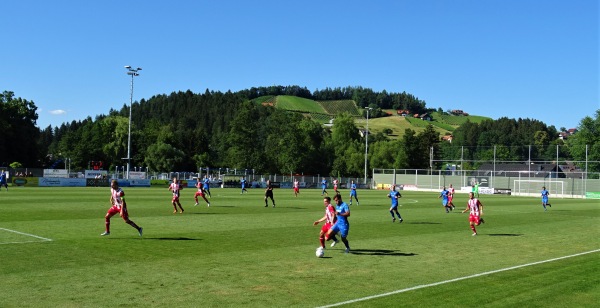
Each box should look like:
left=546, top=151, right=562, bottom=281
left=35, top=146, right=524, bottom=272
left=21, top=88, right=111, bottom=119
left=151, top=237, right=201, bottom=241
left=487, top=234, right=523, bottom=237
left=346, top=249, right=417, bottom=257
left=405, top=222, right=442, bottom=225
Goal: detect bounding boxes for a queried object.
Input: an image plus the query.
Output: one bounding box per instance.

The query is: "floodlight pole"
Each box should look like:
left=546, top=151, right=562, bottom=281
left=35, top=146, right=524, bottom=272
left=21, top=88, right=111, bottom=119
left=124, top=66, right=142, bottom=180
left=364, top=107, right=372, bottom=186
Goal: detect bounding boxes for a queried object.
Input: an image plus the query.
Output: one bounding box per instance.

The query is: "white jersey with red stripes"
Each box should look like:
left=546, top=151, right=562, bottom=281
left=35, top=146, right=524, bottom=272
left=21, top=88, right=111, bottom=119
left=467, top=198, right=482, bottom=216
left=169, top=183, right=181, bottom=197
left=325, top=204, right=336, bottom=224
left=111, top=187, right=125, bottom=209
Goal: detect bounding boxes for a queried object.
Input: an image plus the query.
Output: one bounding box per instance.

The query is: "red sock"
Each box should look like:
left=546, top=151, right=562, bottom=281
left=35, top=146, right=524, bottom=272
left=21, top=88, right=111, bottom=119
left=319, top=236, right=325, bottom=247
left=470, top=225, right=476, bottom=233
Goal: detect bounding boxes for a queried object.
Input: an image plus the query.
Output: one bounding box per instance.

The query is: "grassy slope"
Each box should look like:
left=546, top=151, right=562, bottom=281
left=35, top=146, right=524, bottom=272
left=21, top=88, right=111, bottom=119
left=275, top=95, right=326, bottom=113
left=254, top=95, right=492, bottom=139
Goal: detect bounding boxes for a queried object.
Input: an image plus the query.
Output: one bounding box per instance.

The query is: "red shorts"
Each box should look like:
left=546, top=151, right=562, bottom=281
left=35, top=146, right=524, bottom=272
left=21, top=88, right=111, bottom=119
left=172, top=196, right=180, bottom=202
left=334, top=185, right=338, bottom=190
left=321, top=222, right=333, bottom=233
left=294, top=187, right=299, bottom=193
left=448, top=196, right=454, bottom=202
left=469, top=214, right=480, bottom=224
left=194, top=191, right=205, bottom=198
left=106, top=205, right=129, bottom=220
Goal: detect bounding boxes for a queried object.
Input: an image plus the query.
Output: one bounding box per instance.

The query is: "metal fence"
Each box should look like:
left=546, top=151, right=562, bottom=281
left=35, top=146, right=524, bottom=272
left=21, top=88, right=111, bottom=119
left=372, top=169, right=600, bottom=199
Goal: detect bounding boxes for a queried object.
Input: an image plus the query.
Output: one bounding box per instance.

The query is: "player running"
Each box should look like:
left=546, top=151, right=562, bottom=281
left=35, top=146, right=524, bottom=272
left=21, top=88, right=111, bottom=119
left=462, top=192, right=485, bottom=236
left=320, top=177, right=328, bottom=196
left=194, top=179, right=210, bottom=207
left=448, top=184, right=456, bottom=209
left=101, top=180, right=143, bottom=237
left=333, top=178, right=339, bottom=194
left=264, top=180, right=275, bottom=208
left=438, top=186, right=452, bottom=213
left=313, top=196, right=339, bottom=249
left=541, top=186, right=551, bottom=211
left=349, top=180, right=359, bottom=205
left=202, top=176, right=212, bottom=198
left=169, top=177, right=184, bottom=213
left=240, top=177, right=248, bottom=194
left=293, top=178, right=300, bottom=197
left=388, top=185, right=403, bottom=223
left=325, top=194, right=351, bottom=253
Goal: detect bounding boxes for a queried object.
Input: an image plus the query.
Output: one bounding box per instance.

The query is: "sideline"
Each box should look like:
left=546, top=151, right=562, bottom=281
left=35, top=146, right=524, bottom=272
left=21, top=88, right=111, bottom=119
left=316, top=249, right=600, bottom=308
left=0, top=227, right=53, bottom=244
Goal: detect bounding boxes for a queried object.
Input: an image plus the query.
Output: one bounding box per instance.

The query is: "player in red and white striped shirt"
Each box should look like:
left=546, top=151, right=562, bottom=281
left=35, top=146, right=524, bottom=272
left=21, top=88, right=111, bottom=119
left=448, top=184, right=456, bottom=209
left=313, top=196, right=339, bottom=249
left=462, top=192, right=485, bottom=236
left=169, top=177, right=184, bottom=214
left=101, top=180, right=143, bottom=237
left=293, top=178, right=300, bottom=197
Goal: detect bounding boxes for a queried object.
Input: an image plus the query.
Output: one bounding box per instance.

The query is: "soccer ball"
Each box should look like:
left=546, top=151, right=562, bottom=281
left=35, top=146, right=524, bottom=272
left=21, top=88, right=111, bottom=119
left=316, top=247, right=325, bottom=258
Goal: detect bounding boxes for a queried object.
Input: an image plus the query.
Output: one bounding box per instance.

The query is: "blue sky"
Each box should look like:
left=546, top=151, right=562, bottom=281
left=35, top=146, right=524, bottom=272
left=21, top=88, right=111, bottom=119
left=2, top=0, right=598, bottom=130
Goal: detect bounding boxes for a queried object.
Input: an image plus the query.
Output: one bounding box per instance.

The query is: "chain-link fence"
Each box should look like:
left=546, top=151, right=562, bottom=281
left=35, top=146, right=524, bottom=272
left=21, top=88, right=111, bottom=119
left=372, top=168, right=600, bottom=199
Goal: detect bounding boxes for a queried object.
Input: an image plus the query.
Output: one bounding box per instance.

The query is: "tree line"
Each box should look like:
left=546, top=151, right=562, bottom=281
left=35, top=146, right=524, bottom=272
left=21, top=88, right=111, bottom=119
left=1, top=88, right=598, bottom=176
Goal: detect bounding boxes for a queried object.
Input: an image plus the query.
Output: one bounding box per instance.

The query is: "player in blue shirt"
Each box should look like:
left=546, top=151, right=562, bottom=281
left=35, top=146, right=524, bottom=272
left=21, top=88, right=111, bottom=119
left=541, top=186, right=551, bottom=211
left=0, top=170, right=7, bottom=191
left=388, top=185, right=403, bottom=222
left=349, top=180, right=359, bottom=205
left=202, top=176, right=212, bottom=198
left=320, top=178, right=328, bottom=196
left=240, top=177, right=248, bottom=194
left=325, top=194, right=351, bottom=253
left=438, top=187, right=451, bottom=213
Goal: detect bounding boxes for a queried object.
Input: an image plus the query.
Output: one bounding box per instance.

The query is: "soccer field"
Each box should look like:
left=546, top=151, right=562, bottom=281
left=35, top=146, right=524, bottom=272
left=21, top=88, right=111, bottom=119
left=0, top=186, right=598, bottom=307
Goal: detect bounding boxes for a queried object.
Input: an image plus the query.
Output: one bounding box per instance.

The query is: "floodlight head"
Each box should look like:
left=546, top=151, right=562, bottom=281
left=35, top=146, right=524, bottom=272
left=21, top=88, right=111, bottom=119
left=136, top=67, right=142, bottom=71
left=125, top=65, right=131, bottom=69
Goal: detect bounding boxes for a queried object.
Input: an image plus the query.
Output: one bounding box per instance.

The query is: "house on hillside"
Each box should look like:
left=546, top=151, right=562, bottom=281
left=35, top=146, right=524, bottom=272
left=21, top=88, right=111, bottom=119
left=396, top=109, right=410, bottom=116
left=414, top=113, right=431, bottom=121
left=558, top=128, right=578, bottom=140
left=442, top=135, right=453, bottom=143
left=477, top=163, right=565, bottom=178
left=359, top=129, right=370, bottom=138
left=450, top=109, right=469, bottom=116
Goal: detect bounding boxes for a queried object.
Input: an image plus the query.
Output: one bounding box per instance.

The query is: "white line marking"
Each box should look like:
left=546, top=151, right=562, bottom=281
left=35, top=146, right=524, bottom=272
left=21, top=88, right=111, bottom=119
left=316, top=249, right=600, bottom=308
left=0, top=227, right=53, bottom=243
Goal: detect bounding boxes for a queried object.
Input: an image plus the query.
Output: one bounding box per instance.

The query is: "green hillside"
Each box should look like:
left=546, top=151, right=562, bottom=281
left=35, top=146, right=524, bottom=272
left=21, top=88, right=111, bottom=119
left=275, top=95, right=326, bottom=113
left=317, top=100, right=361, bottom=116
left=260, top=95, right=491, bottom=139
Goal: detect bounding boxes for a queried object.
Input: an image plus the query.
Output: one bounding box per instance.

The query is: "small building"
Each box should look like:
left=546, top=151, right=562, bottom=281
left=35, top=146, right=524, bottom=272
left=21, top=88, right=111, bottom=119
left=396, top=109, right=410, bottom=116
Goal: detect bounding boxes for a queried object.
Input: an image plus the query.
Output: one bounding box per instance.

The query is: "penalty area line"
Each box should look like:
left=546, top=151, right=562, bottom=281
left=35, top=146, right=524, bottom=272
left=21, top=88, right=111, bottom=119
left=316, top=249, right=600, bottom=308
left=0, top=227, right=53, bottom=243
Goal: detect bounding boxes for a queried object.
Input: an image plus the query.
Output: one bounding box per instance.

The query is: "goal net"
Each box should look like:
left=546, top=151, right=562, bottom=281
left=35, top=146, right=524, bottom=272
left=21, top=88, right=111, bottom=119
left=513, top=179, right=564, bottom=198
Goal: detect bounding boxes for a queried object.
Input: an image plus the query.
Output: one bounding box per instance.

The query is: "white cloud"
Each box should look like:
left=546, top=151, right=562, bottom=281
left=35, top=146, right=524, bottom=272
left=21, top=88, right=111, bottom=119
left=49, top=109, right=67, bottom=115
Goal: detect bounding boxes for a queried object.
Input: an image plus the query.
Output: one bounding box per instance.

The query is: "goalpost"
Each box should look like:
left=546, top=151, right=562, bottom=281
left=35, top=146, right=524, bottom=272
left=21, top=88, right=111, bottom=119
left=513, top=179, right=564, bottom=198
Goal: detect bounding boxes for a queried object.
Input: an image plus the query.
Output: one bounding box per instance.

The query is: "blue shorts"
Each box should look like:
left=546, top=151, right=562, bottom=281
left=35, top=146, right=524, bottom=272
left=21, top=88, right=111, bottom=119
left=442, top=200, right=448, bottom=206
left=350, top=190, right=357, bottom=197
left=542, top=197, right=549, bottom=203
left=330, top=222, right=349, bottom=238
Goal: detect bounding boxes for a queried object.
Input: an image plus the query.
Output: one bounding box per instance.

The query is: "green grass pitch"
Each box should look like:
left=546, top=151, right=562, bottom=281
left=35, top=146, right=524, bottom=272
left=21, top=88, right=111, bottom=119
left=0, top=186, right=598, bottom=307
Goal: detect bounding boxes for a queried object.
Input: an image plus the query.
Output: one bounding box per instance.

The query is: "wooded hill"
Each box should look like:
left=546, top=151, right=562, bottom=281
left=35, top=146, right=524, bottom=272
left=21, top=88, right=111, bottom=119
left=3, top=86, right=598, bottom=176
left=262, top=94, right=491, bottom=138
